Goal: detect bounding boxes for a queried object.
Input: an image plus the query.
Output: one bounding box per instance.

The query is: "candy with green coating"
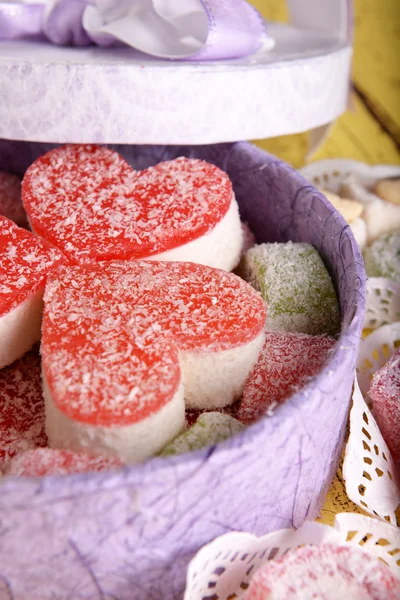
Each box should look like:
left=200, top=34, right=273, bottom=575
left=161, top=412, right=245, bottom=456
left=364, top=232, right=400, bottom=283
left=240, top=242, right=340, bottom=336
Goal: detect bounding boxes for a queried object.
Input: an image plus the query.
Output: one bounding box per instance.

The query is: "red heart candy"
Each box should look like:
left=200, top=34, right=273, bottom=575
left=0, top=216, right=64, bottom=368
left=42, top=260, right=265, bottom=463
left=22, top=145, right=241, bottom=269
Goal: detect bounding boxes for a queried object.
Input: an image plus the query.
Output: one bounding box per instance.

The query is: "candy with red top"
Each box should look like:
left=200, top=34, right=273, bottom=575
left=369, top=348, right=400, bottom=463
left=3, top=448, right=124, bottom=477
left=0, top=171, right=27, bottom=227
left=0, top=347, right=46, bottom=469
left=0, top=216, right=64, bottom=369
left=161, top=412, right=245, bottom=456
left=245, top=544, right=400, bottom=600
left=22, top=145, right=243, bottom=271
left=236, top=332, right=336, bottom=424
left=42, top=260, right=265, bottom=464
left=239, top=242, right=340, bottom=336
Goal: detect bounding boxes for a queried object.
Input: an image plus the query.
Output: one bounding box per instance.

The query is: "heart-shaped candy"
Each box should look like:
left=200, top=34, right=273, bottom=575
left=43, top=260, right=265, bottom=463
left=22, top=145, right=243, bottom=270
left=0, top=216, right=64, bottom=369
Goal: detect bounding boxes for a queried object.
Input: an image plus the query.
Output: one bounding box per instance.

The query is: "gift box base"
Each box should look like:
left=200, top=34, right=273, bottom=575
left=0, top=141, right=365, bottom=600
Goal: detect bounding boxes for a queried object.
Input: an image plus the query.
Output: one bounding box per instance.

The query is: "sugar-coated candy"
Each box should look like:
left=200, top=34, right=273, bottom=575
left=0, top=171, right=27, bottom=227
left=0, top=347, right=46, bottom=468
left=0, top=216, right=64, bottom=369
left=236, top=332, right=335, bottom=424
left=341, top=174, right=400, bottom=242
left=22, top=145, right=243, bottom=271
left=3, top=448, right=123, bottom=477
left=42, top=261, right=265, bottom=464
left=321, top=189, right=367, bottom=250
left=322, top=189, right=363, bottom=223
left=374, top=178, right=400, bottom=206
left=364, top=232, right=400, bottom=283
left=240, top=222, right=256, bottom=257
left=369, top=348, right=400, bottom=463
left=245, top=544, right=400, bottom=600
left=240, top=242, right=340, bottom=336
left=161, top=412, right=245, bottom=456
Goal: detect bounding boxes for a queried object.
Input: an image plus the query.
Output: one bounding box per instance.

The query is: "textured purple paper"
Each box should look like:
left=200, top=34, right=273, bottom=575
left=0, top=141, right=365, bottom=600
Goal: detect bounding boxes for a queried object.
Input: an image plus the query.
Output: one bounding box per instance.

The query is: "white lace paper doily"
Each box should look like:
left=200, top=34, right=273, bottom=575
left=357, top=322, right=400, bottom=398
left=299, top=160, right=400, bottom=247
left=184, top=513, right=400, bottom=600
left=343, top=378, right=400, bottom=525
left=364, top=278, right=400, bottom=330
left=300, top=159, right=400, bottom=197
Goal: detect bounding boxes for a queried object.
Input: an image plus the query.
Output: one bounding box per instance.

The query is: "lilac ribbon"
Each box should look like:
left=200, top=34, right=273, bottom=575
left=0, top=0, right=271, bottom=60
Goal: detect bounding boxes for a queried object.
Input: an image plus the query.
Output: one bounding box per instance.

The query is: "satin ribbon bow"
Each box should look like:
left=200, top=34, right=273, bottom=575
left=0, top=0, right=273, bottom=60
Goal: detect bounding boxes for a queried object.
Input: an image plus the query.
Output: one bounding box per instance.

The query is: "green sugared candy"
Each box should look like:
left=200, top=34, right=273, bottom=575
left=160, top=412, right=245, bottom=456
left=240, top=242, right=340, bottom=336
left=364, top=232, right=400, bottom=283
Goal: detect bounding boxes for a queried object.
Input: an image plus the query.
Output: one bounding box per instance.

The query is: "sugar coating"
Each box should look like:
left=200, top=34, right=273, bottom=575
left=245, top=544, right=400, bottom=600
left=0, top=171, right=27, bottom=226
left=364, top=232, right=400, bottom=283
left=42, top=260, right=266, bottom=428
left=236, top=332, right=336, bottom=424
left=161, top=412, right=245, bottom=456
left=3, top=448, right=123, bottom=477
left=369, top=348, right=400, bottom=463
left=22, top=145, right=234, bottom=264
left=0, top=346, right=46, bottom=467
left=240, top=242, right=340, bottom=336
left=0, top=215, right=64, bottom=318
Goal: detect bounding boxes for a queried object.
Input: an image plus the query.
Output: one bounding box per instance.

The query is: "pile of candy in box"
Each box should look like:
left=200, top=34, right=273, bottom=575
left=0, top=146, right=398, bottom=477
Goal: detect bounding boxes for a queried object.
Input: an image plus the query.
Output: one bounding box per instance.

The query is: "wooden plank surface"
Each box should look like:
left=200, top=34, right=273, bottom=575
left=250, top=0, right=400, bottom=167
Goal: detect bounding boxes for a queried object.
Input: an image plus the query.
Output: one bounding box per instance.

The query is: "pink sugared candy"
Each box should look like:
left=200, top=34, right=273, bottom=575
left=236, top=332, right=335, bottom=424
left=42, top=261, right=265, bottom=464
left=0, top=171, right=27, bottom=227
left=245, top=544, right=400, bottom=600
left=0, top=346, right=46, bottom=468
left=3, top=448, right=123, bottom=477
left=369, top=348, right=400, bottom=463
left=0, top=216, right=64, bottom=369
left=22, top=145, right=243, bottom=271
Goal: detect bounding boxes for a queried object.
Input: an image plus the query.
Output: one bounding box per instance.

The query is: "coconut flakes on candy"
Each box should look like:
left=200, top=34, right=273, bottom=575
left=0, top=216, right=64, bottom=369
left=239, top=241, right=340, bottom=337
left=236, top=332, right=336, bottom=424
left=368, top=348, right=400, bottom=463
left=364, top=232, right=400, bottom=283
left=4, top=448, right=124, bottom=477
left=0, top=347, right=46, bottom=471
left=42, top=260, right=265, bottom=463
left=22, top=145, right=243, bottom=271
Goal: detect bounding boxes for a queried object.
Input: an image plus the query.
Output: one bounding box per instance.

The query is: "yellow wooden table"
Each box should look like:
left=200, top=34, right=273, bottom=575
left=249, top=0, right=400, bottom=525
left=251, top=0, right=400, bottom=168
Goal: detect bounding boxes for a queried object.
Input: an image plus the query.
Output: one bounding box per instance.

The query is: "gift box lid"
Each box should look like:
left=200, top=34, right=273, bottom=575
left=0, top=0, right=352, bottom=145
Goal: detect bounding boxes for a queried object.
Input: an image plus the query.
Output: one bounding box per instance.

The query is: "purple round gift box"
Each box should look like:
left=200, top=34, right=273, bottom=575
left=0, top=141, right=365, bottom=600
